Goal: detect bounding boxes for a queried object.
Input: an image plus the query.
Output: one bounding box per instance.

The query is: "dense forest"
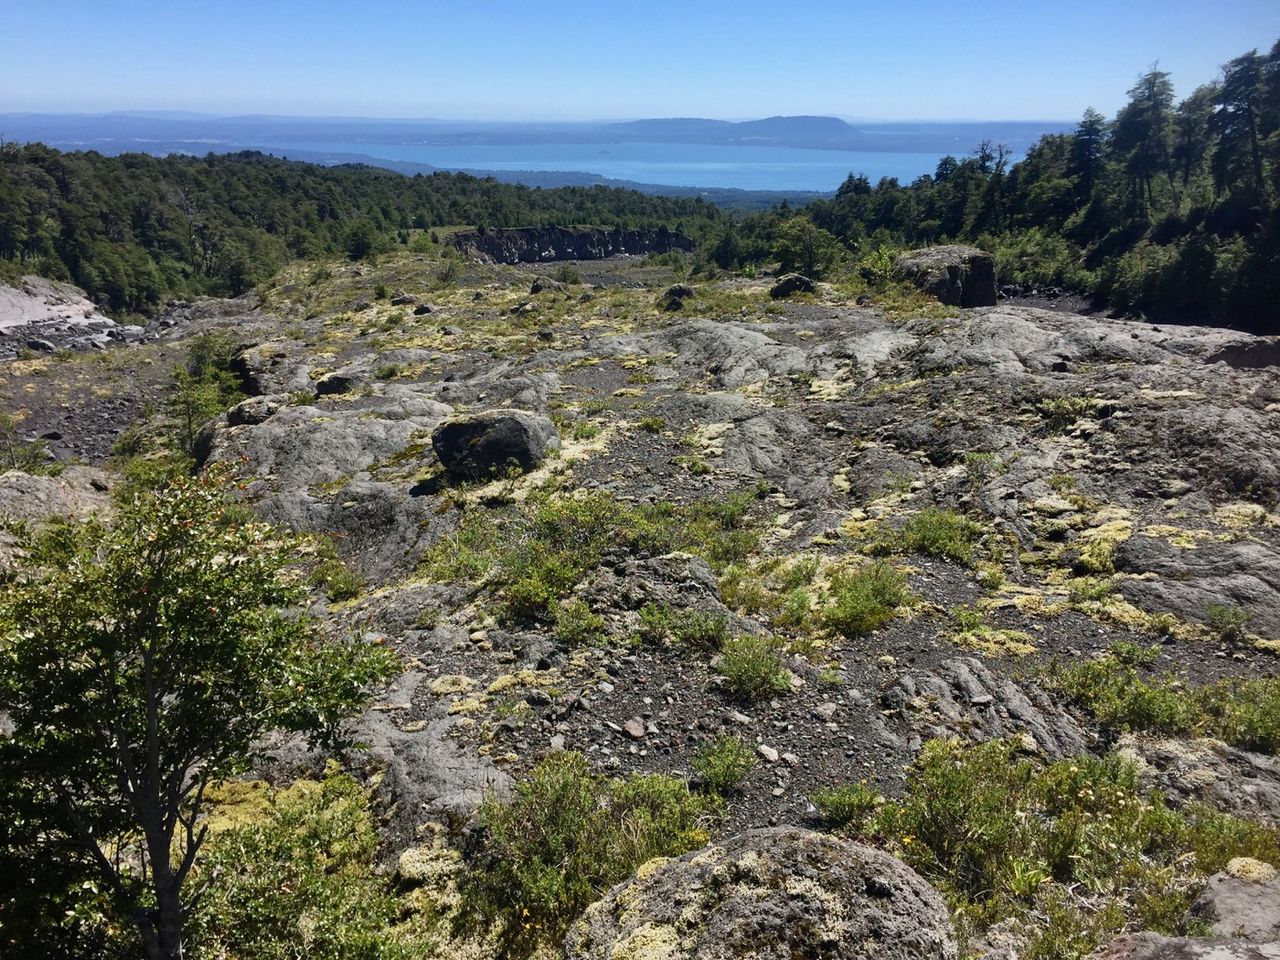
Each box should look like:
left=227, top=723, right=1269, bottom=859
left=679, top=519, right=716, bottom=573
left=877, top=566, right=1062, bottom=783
left=713, top=39, right=1280, bottom=331
left=0, top=146, right=722, bottom=312
left=1, top=39, right=1278, bottom=330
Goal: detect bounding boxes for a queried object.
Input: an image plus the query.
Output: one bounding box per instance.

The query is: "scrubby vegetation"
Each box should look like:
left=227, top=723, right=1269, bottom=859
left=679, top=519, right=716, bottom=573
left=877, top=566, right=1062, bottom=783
left=454, top=751, right=719, bottom=958
left=1045, top=641, right=1280, bottom=752
left=421, top=486, right=762, bottom=625
left=692, top=735, right=758, bottom=794
left=822, top=560, right=908, bottom=638
left=819, top=738, right=1280, bottom=960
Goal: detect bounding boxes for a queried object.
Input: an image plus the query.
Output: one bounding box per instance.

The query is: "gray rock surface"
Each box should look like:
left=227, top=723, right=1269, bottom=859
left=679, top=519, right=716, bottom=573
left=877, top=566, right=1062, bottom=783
left=894, top=245, right=998, bottom=307
left=565, top=827, right=957, bottom=960
left=1091, top=932, right=1280, bottom=960
left=1192, top=862, right=1280, bottom=940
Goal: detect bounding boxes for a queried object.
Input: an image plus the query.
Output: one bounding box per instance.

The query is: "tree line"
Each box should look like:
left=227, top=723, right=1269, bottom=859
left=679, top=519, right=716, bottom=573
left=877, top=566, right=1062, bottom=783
left=0, top=145, right=722, bottom=314
left=704, top=40, right=1280, bottom=331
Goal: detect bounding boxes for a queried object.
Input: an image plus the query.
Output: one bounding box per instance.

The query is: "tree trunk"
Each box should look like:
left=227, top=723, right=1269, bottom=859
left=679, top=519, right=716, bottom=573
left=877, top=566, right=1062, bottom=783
left=153, top=879, right=185, bottom=960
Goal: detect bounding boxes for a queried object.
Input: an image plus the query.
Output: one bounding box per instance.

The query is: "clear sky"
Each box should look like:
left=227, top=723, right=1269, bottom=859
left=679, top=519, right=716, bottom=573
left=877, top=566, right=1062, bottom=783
left=3, top=0, right=1278, bottom=122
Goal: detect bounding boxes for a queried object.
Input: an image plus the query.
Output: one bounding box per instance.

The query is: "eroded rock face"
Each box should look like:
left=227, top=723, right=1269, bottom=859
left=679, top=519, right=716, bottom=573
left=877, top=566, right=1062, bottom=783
left=565, top=827, right=957, bottom=960
left=1192, top=859, right=1280, bottom=940
left=895, top=245, right=998, bottom=307
left=451, top=226, right=693, bottom=264
left=431, top=409, right=560, bottom=480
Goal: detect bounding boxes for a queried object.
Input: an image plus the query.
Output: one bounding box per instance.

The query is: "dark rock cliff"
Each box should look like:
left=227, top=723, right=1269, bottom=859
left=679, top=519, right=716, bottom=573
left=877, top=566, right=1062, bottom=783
left=450, top=225, right=693, bottom=263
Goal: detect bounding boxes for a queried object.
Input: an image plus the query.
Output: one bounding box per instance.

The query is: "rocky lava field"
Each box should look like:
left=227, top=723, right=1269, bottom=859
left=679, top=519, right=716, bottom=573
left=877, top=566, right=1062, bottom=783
left=4, top=251, right=1280, bottom=958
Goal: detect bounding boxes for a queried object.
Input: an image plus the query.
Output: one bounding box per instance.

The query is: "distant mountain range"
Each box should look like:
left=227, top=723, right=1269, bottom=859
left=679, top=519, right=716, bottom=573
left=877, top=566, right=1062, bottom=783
left=0, top=112, right=1075, bottom=203
left=0, top=112, right=1074, bottom=155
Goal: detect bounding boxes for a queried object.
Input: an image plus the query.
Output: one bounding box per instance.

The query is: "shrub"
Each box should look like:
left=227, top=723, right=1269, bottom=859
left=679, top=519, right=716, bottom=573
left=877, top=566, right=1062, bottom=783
left=692, top=735, right=757, bottom=794
left=189, top=770, right=424, bottom=959
left=850, top=738, right=1280, bottom=960
left=310, top=558, right=366, bottom=603
left=422, top=489, right=762, bottom=624
left=637, top=415, right=666, bottom=433
left=717, top=635, right=792, bottom=703
left=823, top=561, right=907, bottom=638
left=374, top=362, right=403, bottom=380
left=638, top=603, right=729, bottom=652
left=553, top=264, right=582, bottom=285
left=1037, top=396, right=1101, bottom=433
left=553, top=599, right=606, bottom=647
left=1206, top=603, right=1252, bottom=643
left=1044, top=642, right=1280, bottom=753
left=811, top=782, right=882, bottom=831
left=901, top=508, right=981, bottom=564
left=455, top=752, right=718, bottom=957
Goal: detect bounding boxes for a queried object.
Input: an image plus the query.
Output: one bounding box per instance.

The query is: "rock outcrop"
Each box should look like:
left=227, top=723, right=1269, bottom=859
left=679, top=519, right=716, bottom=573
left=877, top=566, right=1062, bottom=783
left=565, top=827, right=957, bottom=960
left=894, top=245, right=998, bottom=307
left=451, top=226, right=693, bottom=264
left=769, top=273, right=816, bottom=298
left=431, top=409, right=560, bottom=481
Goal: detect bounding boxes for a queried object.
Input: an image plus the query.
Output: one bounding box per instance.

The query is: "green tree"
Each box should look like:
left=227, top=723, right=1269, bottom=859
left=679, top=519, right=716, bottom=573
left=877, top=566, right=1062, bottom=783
left=0, top=473, right=398, bottom=960
left=771, top=214, right=843, bottom=278
left=1071, top=107, right=1109, bottom=201
left=1212, top=51, right=1269, bottom=195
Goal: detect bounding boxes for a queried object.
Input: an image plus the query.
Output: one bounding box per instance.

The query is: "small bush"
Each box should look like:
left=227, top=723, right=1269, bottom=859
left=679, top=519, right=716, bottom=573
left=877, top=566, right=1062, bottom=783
left=823, top=561, right=907, bottom=638
left=455, top=752, right=718, bottom=957
left=1044, top=642, right=1280, bottom=753
left=846, top=738, right=1280, bottom=960
left=310, top=558, right=366, bottom=603
left=553, top=264, right=582, bottom=285
left=553, top=599, right=606, bottom=647
left=901, top=508, right=981, bottom=564
left=1037, top=396, right=1101, bottom=432
left=638, top=603, right=729, bottom=652
left=190, top=770, right=423, bottom=959
left=717, top=635, right=791, bottom=703
left=692, top=735, right=757, bottom=794
left=374, top=362, right=403, bottom=380
left=637, top=416, right=666, bottom=433
left=812, top=782, right=882, bottom=831
left=1206, top=603, right=1252, bottom=643
left=422, top=489, right=762, bottom=625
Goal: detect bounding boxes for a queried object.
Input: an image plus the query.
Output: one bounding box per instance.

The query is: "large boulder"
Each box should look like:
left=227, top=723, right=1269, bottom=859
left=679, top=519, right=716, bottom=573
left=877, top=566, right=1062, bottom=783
left=431, top=409, right=560, bottom=481
left=894, top=245, right=997, bottom=307
left=1192, top=859, right=1280, bottom=940
left=564, top=827, right=957, bottom=960
left=769, top=273, right=816, bottom=299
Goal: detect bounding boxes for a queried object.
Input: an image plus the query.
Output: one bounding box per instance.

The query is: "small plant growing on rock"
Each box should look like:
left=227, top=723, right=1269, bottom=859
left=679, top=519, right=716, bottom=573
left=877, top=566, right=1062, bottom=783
left=901, top=507, right=981, bottom=564
left=310, top=557, right=366, bottom=603
left=1037, top=395, right=1101, bottom=433
left=812, top=782, right=883, bottom=832
left=1206, top=603, right=1252, bottom=644
left=637, top=415, right=666, bottom=433
left=553, top=599, right=606, bottom=647
left=822, top=561, right=907, bottom=639
left=692, top=735, right=757, bottom=794
left=716, top=635, right=792, bottom=703
left=455, top=752, right=718, bottom=957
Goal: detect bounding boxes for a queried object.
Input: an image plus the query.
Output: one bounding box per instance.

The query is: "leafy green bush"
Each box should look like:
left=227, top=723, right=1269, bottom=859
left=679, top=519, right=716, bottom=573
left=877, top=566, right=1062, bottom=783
left=1206, top=603, right=1252, bottom=643
left=637, top=603, right=729, bottom=652
left=553, top=264, right=582, bottom=285
left=1036, top=396, right=1101, bottom=433
left=311, top=558, right=366, bottom=602
left=811, top=782, right=882, bottom=831
left=455, top=752, right=718, bottom=957
left=822, top=561, right=907, bottom=638
left=692, top=735, right=757, bottom=794
left=190, top=771, right=426, bottom=959
left=716, top=635, right=791, bottom=703
left=833, top=738, right=1280, bottom=960
left=552, top=599, right=606, bottom=647
left=1044, top=642, right=1280, bottom=753
left=901, top=507, right=981, bottom=564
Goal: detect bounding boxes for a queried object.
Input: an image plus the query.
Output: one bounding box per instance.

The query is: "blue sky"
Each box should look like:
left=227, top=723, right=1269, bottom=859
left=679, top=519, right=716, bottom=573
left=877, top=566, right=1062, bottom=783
left=3, top=0, right=1278, bottom=121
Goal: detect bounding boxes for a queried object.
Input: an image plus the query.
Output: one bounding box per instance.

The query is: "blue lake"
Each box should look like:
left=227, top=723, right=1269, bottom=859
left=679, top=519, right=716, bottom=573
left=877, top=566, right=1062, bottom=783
left=256, top=140, right=969, bottom=192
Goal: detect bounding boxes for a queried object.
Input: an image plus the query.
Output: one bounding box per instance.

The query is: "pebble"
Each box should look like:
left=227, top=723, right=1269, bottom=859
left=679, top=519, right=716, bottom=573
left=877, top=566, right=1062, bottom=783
left=814, top=702, right=840, bottom=721
left=757, top=744, right=780, bottom=763
left=623, top=717, right=646, bottom=740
